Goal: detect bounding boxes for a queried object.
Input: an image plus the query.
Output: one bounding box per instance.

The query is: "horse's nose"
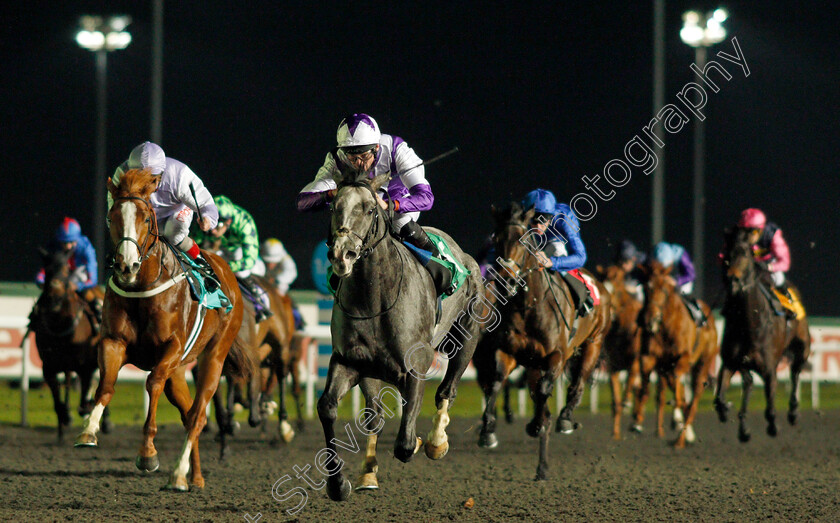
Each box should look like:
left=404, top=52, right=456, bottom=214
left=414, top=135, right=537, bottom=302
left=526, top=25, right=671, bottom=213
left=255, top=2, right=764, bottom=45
left=129, top=261, right=141, bottom=274
left=344, top=250, right=358, bottom=261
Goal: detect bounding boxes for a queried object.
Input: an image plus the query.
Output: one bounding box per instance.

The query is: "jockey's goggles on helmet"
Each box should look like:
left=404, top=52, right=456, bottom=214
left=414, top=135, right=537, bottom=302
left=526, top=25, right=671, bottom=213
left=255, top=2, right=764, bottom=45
left=341, top=144, right=377, bottom=157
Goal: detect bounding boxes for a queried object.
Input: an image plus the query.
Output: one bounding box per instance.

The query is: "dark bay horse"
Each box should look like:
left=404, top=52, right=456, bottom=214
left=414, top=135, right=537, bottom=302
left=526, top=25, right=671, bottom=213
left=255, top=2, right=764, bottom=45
left=476, top=202, right=611, bottom=480
left=634, top=262, right=718, bottom=448
left=33, top=248, right=110, bottom=442
left=715, top=227, right=811, bottom=442
left=598, top=264, right=643, bottom=440
left=210, top=275, right=296, bottom=456
left=75, top=169, right=248, bottom=491
left=318, top=171, right=483, bottom=501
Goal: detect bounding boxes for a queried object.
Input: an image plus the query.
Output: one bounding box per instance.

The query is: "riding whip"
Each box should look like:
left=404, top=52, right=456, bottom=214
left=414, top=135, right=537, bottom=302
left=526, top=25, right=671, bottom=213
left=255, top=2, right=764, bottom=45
left=404, top=146, right=460, bottom=171
left=188, top=182, right=205, bottom=226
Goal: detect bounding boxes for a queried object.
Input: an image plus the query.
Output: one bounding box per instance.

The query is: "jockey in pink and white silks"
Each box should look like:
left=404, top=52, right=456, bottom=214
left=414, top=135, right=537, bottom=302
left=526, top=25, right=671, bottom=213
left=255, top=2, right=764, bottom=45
left=296, top=113, right=441, bottom=257
left=109, top=142, right=220, bottom=288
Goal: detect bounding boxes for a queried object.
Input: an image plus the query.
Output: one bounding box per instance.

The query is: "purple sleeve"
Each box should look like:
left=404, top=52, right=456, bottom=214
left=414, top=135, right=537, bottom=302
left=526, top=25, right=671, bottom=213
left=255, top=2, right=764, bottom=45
left=395, top=183, right=434, bottom=213
left=676, top=251, right=695, bottom=287
left=296, top=191, right=330, bottom=212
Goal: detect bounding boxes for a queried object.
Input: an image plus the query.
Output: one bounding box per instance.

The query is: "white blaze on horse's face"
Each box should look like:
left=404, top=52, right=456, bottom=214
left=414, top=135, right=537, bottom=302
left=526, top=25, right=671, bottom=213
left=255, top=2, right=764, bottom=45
left=115, top=201, right=142, bottom=283
left=329, top=188, right=371, bottom=278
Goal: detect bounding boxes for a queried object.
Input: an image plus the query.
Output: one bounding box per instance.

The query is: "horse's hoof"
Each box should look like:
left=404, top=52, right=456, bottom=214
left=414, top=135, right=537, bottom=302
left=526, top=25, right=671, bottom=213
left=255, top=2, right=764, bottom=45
left=327, top=478, right=352, bottom=501
left=163, top=476, right=190, bottom=492
left=738, top=430, right=751, bottom=443
left=425, top=440, right=449, bottom=460
left=135, top=453, right=160, bottom=473
left=787, top=412, right=799, bottom=426
left=556, top=418, right=575, bottom=434
left=280, top=420, right=295, bottom=443
left=297, top=420, right=306, bottom=432
left=190, top=476, right=205, bottom=489
left=684, top=425, right=696, bottom=443
left=504, top=411, right=514, bottom=424
left=248, top=416, right=261, bottom=428
left=525, top=421, right=544, bottom=438
left=767, top=424, right=778, bottom=437
left=478, top=432, right=498, bottom=449
left=534, top=468, right=548, bottom=481
left=355, top=472, right=379, bottom=490
left=74, top=433, right=98, bottom=448
left=629, top=424, right=643, bottom=434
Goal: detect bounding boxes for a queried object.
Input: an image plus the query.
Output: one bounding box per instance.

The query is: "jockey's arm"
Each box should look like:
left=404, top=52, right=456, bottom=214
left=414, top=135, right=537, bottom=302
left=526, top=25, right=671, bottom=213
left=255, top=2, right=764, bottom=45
left=175, top=165, right=218, bottom=229
left=227, top=210, right=259, bottom=274
left=768, top=228, right=791, bottom=272
left=548, top=206, right=587, bottom=272
left=392, top=141, right=433, bottom=213
left=675, top=251, right=696, bottom=288
left=296, top=154, right=338, bottom=212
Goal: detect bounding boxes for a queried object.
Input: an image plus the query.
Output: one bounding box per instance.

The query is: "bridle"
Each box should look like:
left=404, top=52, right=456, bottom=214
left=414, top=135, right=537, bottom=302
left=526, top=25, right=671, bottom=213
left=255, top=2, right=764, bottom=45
left=112, top=196, right=161, bottom=265
left=330, top=182, right=405, bottom=320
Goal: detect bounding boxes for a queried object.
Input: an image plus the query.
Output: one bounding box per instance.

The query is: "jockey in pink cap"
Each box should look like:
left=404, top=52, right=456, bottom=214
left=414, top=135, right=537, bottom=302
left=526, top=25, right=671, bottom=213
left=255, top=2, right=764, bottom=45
left=738, top=208, right=790, bottom=288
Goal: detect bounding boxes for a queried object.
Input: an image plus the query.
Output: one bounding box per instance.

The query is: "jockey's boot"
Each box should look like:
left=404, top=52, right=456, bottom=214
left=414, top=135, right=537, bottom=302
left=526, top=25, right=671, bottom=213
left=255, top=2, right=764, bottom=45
left=242, top=276, right=273, bottom=322
left=194, top=254, right=220, bottom=292
left=681, top=294, right=707, bottom=327
left=400, top=220, right=441, bottom=258
left=778, top=285, right=798, bottom=320
left=399, top=220, right=454, bottom=296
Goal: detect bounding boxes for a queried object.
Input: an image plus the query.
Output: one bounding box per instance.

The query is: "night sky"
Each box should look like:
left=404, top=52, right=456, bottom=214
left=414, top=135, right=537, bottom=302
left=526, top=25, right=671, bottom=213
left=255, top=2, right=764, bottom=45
left=2, top=2, right=838, bottom=314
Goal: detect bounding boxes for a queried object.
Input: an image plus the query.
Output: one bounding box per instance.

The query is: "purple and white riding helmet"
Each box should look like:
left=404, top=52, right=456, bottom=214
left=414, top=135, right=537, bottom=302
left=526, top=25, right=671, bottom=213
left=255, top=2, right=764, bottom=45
left=336, top=114, right=381, bottom=153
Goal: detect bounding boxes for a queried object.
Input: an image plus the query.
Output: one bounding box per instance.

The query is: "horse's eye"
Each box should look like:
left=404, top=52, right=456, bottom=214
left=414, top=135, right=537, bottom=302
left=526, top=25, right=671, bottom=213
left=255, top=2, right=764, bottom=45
left=367, top=207, right=374, bottom=215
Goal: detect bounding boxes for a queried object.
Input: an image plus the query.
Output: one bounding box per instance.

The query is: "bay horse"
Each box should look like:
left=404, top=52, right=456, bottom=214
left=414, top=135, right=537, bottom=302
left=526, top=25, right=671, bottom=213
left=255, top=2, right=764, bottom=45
left=33, top=247, right=110, bottom=442
left=318, top=170, right=483, bottom=501
left=598, top=264, right=643, bottom=440
left=715, top=227, right=811, bottom=442
left=209, top=275, right=297, bottom=457
left=476, top=202, right=611, bottom=480
left=634, top=262, right=718, bottom=448
left=74, top=168, right=248, bottom=491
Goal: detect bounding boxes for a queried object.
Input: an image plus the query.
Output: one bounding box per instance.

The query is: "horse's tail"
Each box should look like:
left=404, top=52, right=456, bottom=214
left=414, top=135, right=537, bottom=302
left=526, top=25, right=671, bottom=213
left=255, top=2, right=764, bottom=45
left=225, top=331, right=260, bottom=384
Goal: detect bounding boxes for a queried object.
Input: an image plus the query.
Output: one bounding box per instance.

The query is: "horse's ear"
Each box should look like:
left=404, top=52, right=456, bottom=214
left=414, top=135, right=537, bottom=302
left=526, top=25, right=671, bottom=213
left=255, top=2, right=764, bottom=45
left=368, top=172, right=390, bottom=192
left=107, top=177, right=117, bottom=196
left=140, top=176, right=158, bottom=199
left=523, top=206, right=535, bottom=225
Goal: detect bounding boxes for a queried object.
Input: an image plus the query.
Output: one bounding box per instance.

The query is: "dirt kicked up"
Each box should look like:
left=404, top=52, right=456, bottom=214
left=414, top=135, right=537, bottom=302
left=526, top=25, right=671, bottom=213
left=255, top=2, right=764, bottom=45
left=1, top=410, right=838, bottom=522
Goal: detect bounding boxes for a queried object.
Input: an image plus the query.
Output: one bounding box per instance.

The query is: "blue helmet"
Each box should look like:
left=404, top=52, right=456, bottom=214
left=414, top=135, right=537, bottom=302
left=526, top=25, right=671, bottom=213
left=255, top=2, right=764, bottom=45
left=55, top=217, right=82, bottom=243
left=522, top=189, right=557, bottom=215
left=652, top=242, right=684, bottom=268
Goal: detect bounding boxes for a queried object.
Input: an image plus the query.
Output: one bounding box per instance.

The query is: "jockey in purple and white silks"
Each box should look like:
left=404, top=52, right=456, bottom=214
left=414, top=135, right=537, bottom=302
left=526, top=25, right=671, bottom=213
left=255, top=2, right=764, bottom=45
left=109, top=141, right=221, bottom=288
left=296, top=113, right=441, bottom=257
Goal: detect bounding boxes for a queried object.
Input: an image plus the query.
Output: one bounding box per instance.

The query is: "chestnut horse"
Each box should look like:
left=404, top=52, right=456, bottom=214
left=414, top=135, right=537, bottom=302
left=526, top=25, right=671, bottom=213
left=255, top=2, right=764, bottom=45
left=634, top=262, right=718, bottom=448
left=33, top=247, right=110, bottom=442
left=715, top=227, right=810, bottom=442
left=74, top=169, right=247, bottom=491
left=598, top=264, right=643, bottom=440
left=477, top=202, right=611, bottom=479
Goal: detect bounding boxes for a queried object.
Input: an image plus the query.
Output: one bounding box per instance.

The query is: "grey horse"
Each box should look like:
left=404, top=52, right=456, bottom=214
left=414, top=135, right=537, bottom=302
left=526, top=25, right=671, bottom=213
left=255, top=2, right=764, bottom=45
left=317, top=171, right=484, bottom=501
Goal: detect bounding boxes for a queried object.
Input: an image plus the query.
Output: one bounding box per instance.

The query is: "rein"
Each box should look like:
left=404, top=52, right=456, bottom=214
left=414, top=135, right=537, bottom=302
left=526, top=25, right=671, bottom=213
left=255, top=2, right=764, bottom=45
left=332, top=182, right=406, bottom=320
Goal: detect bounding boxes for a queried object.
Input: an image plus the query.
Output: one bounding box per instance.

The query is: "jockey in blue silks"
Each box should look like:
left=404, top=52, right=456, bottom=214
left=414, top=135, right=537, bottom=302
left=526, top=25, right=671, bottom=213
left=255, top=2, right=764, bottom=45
left=520, top=189, right=593, bottom=316
left=35, top=217, right=104, bottom=323
left=521, top=189, right=587, bottom=272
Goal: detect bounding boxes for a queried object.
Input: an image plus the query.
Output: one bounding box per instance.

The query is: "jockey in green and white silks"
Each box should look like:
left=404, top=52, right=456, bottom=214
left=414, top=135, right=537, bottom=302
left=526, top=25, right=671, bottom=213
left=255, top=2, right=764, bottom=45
left=193, top=195, right=272, bottom=322
left=109, top=142, right=219, bottom=279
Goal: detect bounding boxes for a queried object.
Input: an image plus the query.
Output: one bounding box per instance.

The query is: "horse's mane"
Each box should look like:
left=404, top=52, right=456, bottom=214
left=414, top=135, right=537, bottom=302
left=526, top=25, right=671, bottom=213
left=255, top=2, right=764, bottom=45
left=113, top=168, right=157, bottom=198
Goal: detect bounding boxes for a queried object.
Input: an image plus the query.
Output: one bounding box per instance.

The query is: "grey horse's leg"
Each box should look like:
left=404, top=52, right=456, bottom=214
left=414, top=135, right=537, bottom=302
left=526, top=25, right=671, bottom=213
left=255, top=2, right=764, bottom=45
left=355, top=378, right=385, bottom=491
left=317, top=356, right=360, bottom=501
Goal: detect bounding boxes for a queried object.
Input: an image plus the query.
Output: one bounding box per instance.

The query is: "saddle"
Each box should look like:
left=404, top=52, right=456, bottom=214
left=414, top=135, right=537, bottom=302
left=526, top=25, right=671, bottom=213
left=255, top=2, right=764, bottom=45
left=561, top=269, right=597, bottom=318
left=762, top=284, right=805, bottom=320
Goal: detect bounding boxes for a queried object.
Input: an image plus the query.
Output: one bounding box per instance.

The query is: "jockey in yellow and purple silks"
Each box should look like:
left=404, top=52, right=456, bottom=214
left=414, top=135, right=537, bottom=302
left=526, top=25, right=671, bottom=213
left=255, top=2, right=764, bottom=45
left=521, top=189, right=587, bottom=272
left=296, top=113, right=440, bottom=257
left=737, top=208, right=791, bottom=289
left=109, top=141, right=220, bottom=289
left=35, top=217, right=103, bottom=323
